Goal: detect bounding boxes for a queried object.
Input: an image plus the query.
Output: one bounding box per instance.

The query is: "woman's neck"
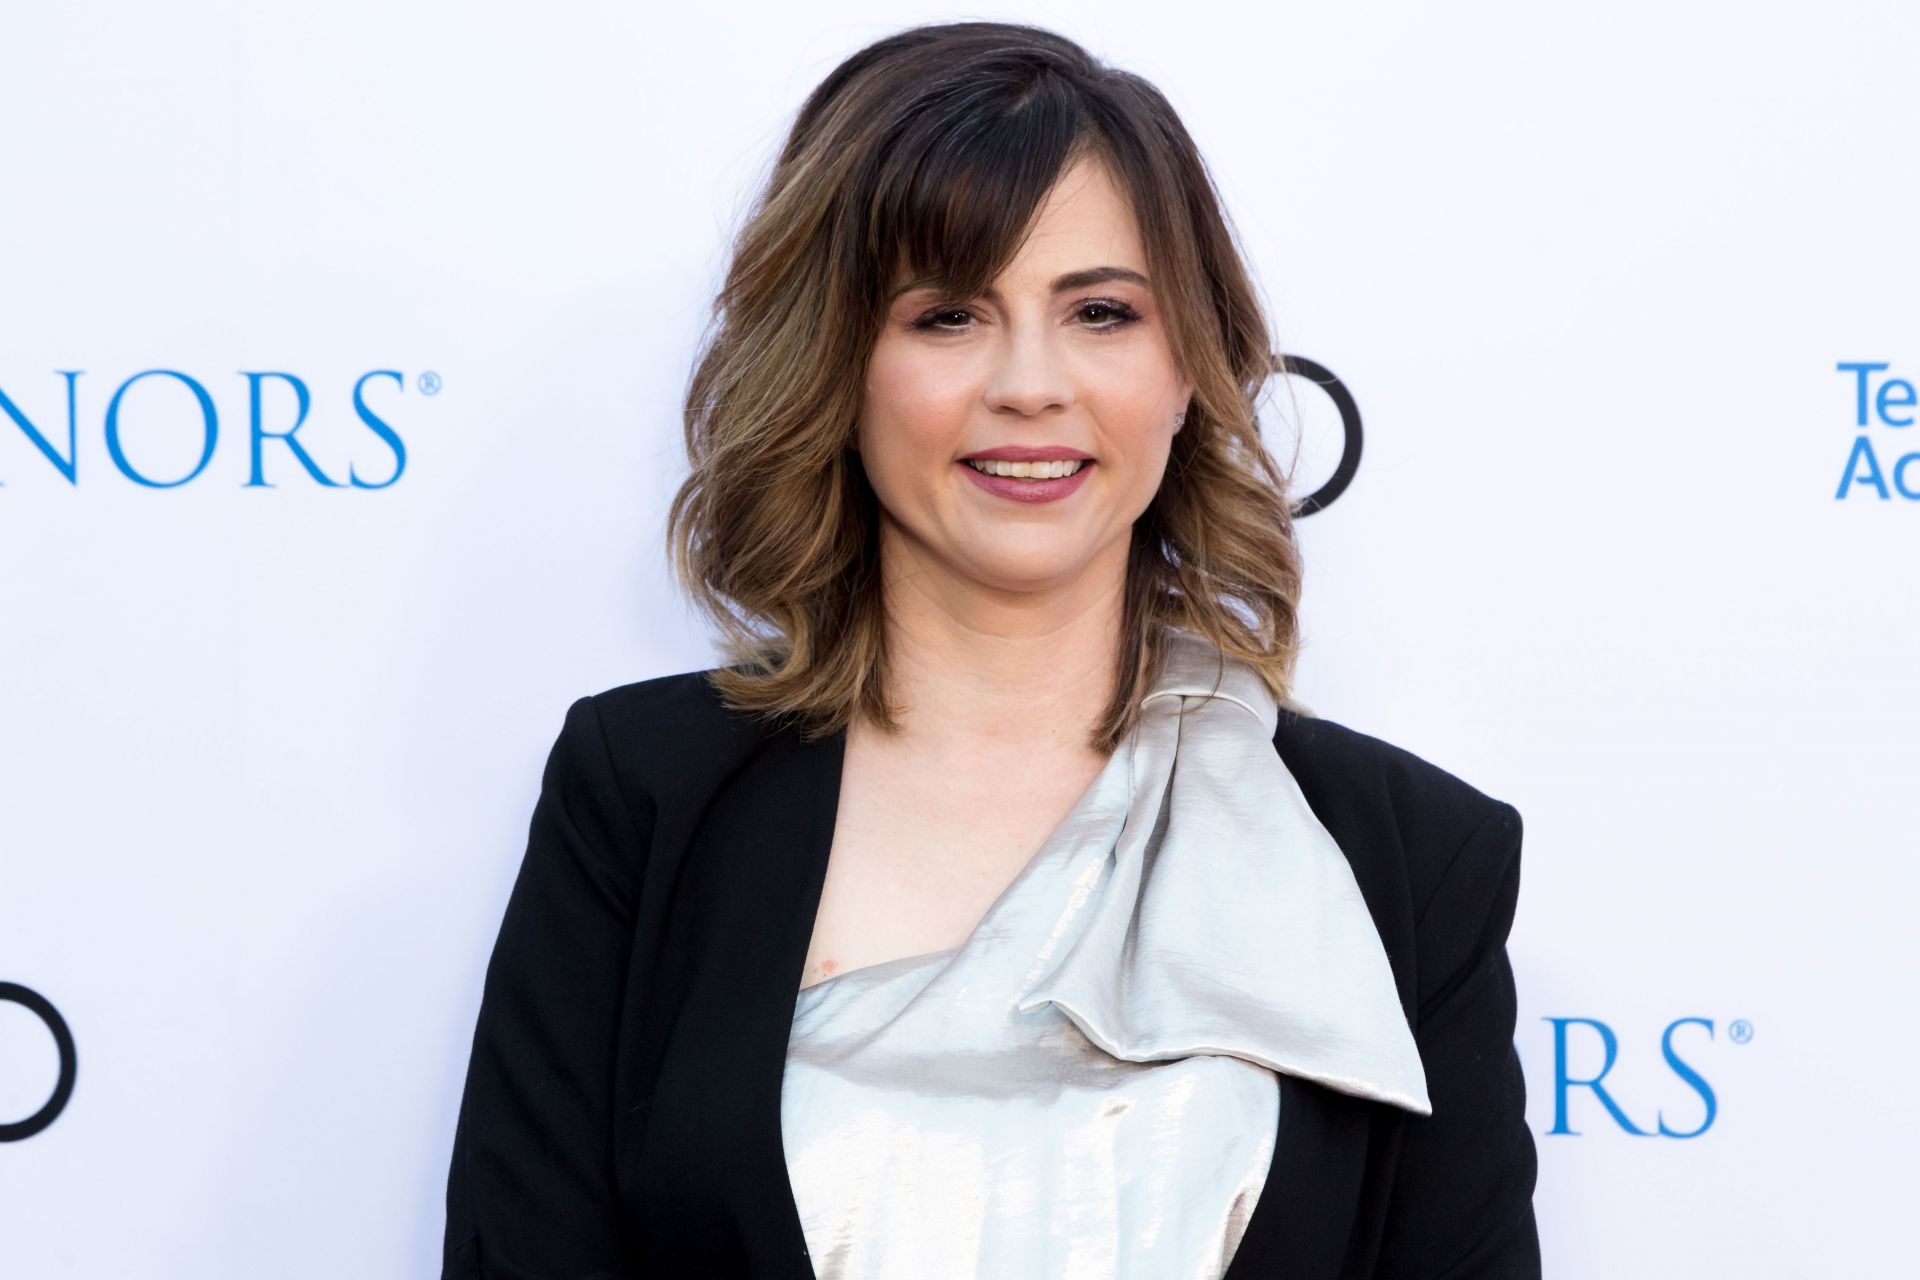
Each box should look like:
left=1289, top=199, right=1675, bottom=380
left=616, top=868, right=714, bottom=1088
left=873, top=527, right=1129, bottom=755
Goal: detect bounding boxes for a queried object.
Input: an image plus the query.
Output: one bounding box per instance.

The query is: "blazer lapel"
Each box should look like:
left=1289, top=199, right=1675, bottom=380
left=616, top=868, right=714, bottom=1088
left=621, top=715, right=844, bottom=1278
left=738, top=721, right=847, bottom=1277
left=1224, top=1073, right=1379, bottom=1278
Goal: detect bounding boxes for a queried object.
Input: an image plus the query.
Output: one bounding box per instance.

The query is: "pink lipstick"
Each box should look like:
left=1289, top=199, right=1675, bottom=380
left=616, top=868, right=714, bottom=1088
left=956, top=446, right=1095, bottom=505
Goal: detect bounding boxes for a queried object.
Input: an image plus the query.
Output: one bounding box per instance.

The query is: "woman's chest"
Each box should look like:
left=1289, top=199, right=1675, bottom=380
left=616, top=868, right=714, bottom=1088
left=798, top=739, right=1110, bottom=991
left=798, top=811, right=1034, bottom=990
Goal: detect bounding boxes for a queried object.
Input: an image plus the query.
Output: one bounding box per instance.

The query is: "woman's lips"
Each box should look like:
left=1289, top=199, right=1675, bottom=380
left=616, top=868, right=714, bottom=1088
left=957, top=460, right=1094, bottom=504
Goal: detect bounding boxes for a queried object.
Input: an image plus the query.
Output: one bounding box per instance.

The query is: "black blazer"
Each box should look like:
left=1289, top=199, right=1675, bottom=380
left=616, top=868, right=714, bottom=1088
left=441, top=669, right=1540, bottom=1278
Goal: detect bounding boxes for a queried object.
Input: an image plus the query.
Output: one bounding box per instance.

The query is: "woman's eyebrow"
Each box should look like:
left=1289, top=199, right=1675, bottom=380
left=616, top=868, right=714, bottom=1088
left=889, top=266, right=1151, bottom=302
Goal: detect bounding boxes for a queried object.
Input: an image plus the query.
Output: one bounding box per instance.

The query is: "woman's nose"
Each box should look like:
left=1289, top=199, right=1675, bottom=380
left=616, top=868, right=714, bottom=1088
left=983, top=320, right=1073, bottom=418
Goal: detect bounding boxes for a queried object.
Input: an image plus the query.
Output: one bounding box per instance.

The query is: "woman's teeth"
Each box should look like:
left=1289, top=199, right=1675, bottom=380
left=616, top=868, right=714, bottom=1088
left=965, top=458, right=1086, bottom=479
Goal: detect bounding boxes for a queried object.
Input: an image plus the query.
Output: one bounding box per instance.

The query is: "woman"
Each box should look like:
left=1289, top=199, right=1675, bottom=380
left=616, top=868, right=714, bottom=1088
left=442, top=20, right=1537, bottom=1280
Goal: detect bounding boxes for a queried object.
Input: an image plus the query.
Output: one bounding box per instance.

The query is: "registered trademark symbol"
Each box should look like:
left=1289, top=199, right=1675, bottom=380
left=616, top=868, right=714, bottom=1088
left=417, top=371, right=442, bottom=395
left=1729, top=1019, right=1754, bottom=1044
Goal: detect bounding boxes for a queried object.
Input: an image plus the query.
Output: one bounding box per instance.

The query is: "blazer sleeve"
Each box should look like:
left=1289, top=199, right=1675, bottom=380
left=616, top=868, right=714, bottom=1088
left=442, top=694, right=651, bottom=1280
left=1375, top=800, right=1541, bottom=1278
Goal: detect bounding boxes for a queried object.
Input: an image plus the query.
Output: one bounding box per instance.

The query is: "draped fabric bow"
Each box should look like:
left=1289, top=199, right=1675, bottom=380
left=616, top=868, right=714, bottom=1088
left=1009, top=628, right=1432, bottom=1115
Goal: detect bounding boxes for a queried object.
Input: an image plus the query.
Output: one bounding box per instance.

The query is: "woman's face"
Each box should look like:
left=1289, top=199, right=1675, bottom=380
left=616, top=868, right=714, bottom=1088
left=858, top=156, right=1194, bottom=601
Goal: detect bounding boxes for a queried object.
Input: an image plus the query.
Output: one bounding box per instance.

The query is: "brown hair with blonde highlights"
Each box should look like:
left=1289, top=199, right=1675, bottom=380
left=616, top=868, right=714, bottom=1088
left=666, top=20, right=1305, bottom=753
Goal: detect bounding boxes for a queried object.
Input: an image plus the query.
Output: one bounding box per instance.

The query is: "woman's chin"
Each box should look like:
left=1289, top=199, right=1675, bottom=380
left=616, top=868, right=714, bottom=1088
left=957, top=546, right=1103, bottom=594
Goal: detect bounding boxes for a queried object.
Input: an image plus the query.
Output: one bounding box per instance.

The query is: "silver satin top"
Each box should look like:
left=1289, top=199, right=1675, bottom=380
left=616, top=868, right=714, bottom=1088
left=780, top=629, right=1433, bottom=1279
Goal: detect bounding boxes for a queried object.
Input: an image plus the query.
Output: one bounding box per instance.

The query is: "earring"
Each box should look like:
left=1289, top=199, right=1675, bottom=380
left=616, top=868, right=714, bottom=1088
left=1173, top=411, right=1186, bottom=428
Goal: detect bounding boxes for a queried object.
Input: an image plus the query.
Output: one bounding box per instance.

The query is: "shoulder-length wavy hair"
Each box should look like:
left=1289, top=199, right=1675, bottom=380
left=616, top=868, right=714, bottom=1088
left=667, top=20, right=1304, bottom=753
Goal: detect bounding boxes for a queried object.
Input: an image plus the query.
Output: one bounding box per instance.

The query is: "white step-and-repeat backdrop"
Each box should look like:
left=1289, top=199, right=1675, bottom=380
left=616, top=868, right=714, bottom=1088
left=3, top=2, right=1913, bottom=1275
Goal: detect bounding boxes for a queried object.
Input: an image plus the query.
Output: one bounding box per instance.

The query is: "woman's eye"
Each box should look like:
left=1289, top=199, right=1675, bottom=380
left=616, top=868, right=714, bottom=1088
left=910, top=299, right=1142, bottom=332
left=905, top=304, right=971, bottom=331
left=1078, top=300, right=1141, bottom=328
